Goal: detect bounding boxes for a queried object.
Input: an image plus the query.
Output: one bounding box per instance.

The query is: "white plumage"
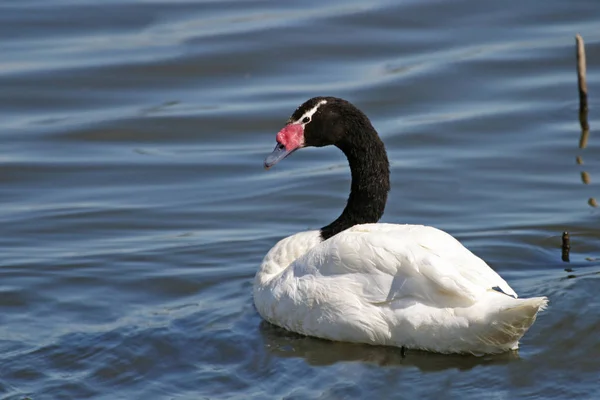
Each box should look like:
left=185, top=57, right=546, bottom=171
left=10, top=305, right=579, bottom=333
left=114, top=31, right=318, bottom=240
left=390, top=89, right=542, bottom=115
left=254, top=223, right=547, bottom=354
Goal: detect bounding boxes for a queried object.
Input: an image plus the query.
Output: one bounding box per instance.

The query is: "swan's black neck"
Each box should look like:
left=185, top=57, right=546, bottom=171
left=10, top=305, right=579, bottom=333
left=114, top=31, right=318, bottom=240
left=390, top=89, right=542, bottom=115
left=319, top=122, right=390, bottom=241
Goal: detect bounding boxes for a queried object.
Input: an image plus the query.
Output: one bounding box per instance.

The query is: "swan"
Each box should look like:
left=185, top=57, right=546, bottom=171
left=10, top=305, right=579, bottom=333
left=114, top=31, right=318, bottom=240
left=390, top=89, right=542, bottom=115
left=254, top=96, right=548, bottom=355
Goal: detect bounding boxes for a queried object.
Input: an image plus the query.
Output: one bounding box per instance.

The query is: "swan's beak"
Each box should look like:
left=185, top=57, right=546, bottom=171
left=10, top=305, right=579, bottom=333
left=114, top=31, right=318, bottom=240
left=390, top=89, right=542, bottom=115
left=264, top=142, right=296, bottom=169
left=265, top=123, right=305, bottom=169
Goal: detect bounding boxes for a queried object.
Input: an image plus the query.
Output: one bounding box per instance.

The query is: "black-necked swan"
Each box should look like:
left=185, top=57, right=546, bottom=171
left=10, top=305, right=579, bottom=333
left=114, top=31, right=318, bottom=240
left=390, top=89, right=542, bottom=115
left=254, top=96, right=548, bottom=355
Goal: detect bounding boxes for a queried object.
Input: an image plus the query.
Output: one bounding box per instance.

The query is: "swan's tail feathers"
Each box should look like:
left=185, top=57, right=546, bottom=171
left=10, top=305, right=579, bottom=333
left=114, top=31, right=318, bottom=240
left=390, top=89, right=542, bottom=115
left=480, top=296, right=548, bottom=351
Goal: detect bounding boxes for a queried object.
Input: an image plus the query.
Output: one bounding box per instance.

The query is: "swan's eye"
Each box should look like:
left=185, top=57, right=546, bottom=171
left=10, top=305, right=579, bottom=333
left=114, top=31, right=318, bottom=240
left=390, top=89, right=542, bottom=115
left=302, top=117, right=310, bottom=124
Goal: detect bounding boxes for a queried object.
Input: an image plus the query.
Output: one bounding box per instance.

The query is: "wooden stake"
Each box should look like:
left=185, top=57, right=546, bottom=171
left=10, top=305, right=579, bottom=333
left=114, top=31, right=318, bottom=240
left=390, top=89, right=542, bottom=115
left=561, top=231, right=570, bottom=262
left=575, top=35, right=591, bottom=209
left=576, top=34, right=588, bottom=112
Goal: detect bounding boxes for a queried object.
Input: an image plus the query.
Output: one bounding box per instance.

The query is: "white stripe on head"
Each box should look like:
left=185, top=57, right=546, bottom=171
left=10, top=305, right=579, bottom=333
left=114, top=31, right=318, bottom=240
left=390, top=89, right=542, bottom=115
left=293, top=99, right=327, bottom=127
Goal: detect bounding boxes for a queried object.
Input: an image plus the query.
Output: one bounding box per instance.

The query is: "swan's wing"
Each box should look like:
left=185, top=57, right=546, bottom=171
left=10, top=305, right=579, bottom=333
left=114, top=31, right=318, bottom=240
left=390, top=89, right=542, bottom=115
left=292, top=224, right=515, bottom=307
left=395, top=224, right=517, bottom=298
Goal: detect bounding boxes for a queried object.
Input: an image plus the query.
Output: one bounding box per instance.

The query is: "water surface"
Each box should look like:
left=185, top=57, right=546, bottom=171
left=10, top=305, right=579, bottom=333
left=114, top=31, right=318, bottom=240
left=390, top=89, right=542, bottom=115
left=1, top=1, right=599, bottom=399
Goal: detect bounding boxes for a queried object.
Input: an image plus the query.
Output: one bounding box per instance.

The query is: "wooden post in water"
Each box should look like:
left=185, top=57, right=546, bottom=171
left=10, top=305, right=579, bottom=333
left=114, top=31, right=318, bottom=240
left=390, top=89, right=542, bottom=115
left=562, top=231, right=570, bottom=262
left=575, top=35, right=596, bottom=207
left=576, top=34, right=588, bottom=112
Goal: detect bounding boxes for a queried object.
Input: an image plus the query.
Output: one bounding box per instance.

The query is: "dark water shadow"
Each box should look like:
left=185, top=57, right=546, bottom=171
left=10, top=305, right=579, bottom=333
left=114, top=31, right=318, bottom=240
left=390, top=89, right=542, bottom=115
left=259, top=321, right=519, bottom=372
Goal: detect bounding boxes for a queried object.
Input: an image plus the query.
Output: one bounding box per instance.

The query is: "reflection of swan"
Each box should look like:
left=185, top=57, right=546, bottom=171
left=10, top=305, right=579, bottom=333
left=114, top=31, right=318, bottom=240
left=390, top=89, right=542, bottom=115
left=259, top=321, right=519, bottom=371
left=255, top=97, right=547, bottom=355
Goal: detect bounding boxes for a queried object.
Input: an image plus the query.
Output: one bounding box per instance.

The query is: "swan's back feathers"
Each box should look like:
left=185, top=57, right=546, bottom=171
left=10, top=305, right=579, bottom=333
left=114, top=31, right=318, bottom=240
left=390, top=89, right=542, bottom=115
left=293, top=223, right=515, bottom=307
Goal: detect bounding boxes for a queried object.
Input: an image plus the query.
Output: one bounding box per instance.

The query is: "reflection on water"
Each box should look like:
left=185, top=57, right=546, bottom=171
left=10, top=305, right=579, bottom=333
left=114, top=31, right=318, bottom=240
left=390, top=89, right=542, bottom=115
left=259, top=321, right=519, bottom=372
left=577, top=107, right=596, bottom=207
left=563, top=102, right=600, bottom=277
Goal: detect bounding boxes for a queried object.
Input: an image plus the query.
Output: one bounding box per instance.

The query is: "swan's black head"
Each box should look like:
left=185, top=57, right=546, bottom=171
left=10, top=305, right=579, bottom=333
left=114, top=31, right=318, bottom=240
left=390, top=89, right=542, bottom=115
left=264, top=96, right=376, bottom=168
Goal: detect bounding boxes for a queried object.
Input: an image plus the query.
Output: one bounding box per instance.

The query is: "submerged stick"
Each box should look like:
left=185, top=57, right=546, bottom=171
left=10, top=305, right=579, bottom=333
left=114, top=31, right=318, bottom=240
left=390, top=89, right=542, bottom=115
left=576, top=34, right=588, bottom=112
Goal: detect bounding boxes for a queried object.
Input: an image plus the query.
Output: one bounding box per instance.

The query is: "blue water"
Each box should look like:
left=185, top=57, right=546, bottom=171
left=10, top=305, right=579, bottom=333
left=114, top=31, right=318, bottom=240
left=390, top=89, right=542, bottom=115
left=1, top=1, right=599, bottom=399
